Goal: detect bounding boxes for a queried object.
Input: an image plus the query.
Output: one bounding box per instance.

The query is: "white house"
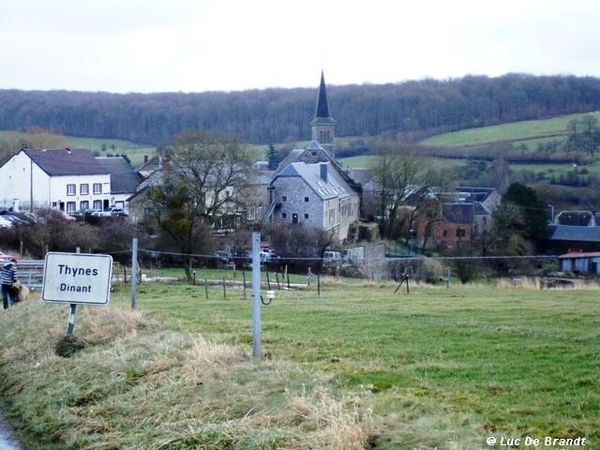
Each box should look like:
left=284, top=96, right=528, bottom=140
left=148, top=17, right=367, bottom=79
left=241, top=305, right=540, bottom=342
left=0, top=148, right=113, bottom=213
left=95, top=156, right=142, bottom=211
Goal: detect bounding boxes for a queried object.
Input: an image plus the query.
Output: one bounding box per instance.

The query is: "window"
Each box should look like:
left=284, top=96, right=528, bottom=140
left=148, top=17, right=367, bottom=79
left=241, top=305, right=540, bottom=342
left=304, top=213, right=309, bottom=219
left=80, top=201, right=89, bottom=211
left=93, top=183, right=102, bottom=194
left=66, top=202, right=76, bottom=213
left=304, top=196, right=309, bottom=203
left=93, top=200, right=102, bottom=210
left=80, top=183, right=89, bottom=195
left=282, top=195, right=287, bottom=202
left=66, top=184, right=76, bottom=196
left=456, top=228, right=466, bottom=238
left=282, top=213, right=287, bottom=219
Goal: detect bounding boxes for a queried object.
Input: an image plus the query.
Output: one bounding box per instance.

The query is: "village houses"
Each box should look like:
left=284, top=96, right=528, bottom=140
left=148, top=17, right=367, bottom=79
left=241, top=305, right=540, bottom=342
left=0, top=72, right=502, bottom=251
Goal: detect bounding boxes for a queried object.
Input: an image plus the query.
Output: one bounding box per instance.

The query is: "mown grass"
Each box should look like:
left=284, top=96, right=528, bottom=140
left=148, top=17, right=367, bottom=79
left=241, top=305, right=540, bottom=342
left=111, top=279, right=600, bottom=448
left=0, top=279, right=597, bottom=449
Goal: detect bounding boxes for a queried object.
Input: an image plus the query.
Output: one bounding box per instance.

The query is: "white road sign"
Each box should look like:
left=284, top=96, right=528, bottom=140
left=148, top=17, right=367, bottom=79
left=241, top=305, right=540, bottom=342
left=42, top=252, right=113, bottom=305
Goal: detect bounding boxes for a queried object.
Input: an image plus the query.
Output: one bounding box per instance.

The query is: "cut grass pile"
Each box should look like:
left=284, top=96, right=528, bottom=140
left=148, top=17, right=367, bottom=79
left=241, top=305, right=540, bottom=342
left=0, top=279, right=598, bottom=449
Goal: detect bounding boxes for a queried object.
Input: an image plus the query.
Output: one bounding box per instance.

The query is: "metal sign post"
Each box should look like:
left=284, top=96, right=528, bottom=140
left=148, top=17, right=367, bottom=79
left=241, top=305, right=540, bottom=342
left=251, top=232, right=261, bottom=358
left=130, top=238, right=138, bottom=310
left=42, top=252, right=113, bottom=336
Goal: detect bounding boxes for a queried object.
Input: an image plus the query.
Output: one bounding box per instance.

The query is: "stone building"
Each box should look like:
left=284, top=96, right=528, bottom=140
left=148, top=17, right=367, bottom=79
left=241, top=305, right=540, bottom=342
left=265, top=72, right=361, bottom=242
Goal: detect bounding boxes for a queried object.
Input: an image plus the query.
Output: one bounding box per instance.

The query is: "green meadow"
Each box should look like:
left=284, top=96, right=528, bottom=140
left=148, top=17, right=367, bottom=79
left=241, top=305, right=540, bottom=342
left=0, top=278, right=597, bottom=449
left=420, top=112, right=600, bottom=147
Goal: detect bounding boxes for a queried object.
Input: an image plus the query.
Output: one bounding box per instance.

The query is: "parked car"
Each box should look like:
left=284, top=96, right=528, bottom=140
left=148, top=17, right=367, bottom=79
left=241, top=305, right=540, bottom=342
left=214, top=250, right=232, bottom=263
left=260, top=250, right=280, bottom=263
left=0, top=216, right=14, bottom=228
left=91, top=207, right=128, bottom=217
left=323, top=250, right=342, bottom=263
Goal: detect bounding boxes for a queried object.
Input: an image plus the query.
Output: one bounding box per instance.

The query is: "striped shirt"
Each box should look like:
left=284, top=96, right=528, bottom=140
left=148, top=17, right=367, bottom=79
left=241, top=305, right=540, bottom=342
left=0, top=263, right=17, bottom=286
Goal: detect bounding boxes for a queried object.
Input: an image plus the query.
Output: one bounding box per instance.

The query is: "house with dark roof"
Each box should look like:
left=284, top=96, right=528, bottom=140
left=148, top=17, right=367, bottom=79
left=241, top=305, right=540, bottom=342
left=546, top=224, right=600, bottom=254
left=95, top=157, right=143, bottom=209
left=544, top=210, right=600, bottom=254
left=0, top=148, right=138, bottom=214
left=412, top=186, right=500, bottom=247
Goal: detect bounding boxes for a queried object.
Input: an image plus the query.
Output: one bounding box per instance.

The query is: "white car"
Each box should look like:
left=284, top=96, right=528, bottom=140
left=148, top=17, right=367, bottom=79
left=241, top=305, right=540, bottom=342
left=0, top=216, right=13, bottom=228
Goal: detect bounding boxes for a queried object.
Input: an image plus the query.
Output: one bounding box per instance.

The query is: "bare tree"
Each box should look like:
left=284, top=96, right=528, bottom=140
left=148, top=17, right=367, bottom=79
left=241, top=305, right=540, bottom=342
left=149, top=130, right=257, bottom=280
left=371, top=140, right=425, bottom=240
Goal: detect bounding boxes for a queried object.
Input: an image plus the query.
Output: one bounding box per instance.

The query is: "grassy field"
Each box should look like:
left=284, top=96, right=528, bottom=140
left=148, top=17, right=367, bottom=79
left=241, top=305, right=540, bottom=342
left=340, top=112, right=600, bottom=178
left=420, top=112, right=600, bottom=147
left=66, top=136, right=156, bottom=166
left=0, top=278, right=597, bottom=449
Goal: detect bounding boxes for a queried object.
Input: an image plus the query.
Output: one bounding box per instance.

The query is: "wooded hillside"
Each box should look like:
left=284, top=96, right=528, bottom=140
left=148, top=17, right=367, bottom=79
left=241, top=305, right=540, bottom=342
left=2, top=74, right=600, bottom=145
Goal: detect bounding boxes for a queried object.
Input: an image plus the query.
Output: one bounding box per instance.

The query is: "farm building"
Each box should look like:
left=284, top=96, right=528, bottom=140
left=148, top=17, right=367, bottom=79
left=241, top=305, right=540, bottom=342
left=558, top=249, right=600, bottom=275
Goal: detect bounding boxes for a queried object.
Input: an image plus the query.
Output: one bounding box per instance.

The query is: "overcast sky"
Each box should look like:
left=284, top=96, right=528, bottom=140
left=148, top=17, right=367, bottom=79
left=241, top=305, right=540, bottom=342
left=2, top=0, right=600, bottom=94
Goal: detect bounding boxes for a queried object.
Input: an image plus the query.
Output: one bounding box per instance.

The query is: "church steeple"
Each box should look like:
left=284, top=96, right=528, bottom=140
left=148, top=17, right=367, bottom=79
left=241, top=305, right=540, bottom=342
left=310, top=71, right=336, bottom=157
left=315, top=71, right=330, bottom=118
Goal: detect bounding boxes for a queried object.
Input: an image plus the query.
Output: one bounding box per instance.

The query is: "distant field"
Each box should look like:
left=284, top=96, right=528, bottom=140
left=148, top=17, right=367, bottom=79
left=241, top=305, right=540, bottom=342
left=66, top=136, right=156, bottom=166
left=421, top=112, right=600, bottom=147
left=339, top=154, right=376, bottom=169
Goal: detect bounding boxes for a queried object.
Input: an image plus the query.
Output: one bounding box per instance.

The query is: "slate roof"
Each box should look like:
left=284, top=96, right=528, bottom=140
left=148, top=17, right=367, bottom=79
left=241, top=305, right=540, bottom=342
left=442, top=203, right=474, bottom=224
left=456, top=186, right=496, bottom=202
left=312, top=71, right=335, bottom=122
left=24, top=148, right=106, bottom=176
left=95, top=157, right=142, bottom=194
left=273, top=141, right=361, bottom=194
left=276, top=162, right=353, bottom=200
left=547, top=224, right=600, bottom=242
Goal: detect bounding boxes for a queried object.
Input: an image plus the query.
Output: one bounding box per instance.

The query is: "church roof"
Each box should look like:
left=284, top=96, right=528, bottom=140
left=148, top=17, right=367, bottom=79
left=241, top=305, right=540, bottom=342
left=315, top=71, right=330, bottom=118
left=311, top=71, right=336, bottom=126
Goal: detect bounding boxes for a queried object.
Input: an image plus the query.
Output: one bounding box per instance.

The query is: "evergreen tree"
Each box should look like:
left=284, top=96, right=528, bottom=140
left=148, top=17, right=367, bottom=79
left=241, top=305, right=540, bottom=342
left=501, top=182, right=549, bottom=250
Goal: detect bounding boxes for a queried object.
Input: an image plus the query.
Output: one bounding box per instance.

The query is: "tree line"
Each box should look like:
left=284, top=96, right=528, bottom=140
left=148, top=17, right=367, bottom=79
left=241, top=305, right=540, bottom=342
left=2, top=74, right=600, bottom=146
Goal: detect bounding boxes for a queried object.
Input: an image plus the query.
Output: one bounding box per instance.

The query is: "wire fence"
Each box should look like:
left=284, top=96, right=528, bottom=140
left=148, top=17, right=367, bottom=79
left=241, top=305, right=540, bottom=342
left=108, top=246, right=567, bottom=286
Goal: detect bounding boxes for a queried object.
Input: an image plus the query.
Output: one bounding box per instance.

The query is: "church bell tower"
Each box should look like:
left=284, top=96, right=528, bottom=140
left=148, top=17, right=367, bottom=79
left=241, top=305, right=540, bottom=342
left=310, top=71, right=337, bottom=158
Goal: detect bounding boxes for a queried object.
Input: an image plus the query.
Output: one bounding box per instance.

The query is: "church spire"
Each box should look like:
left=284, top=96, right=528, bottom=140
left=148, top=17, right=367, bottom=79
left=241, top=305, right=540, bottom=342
left=310, top=71, right=336, bottom=157
left=315, top=71, right=330, bottom=118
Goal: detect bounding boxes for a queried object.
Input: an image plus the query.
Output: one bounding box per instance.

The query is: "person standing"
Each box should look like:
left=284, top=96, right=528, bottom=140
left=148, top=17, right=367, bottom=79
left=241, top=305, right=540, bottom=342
left=1, top=258, right=18, bottom=309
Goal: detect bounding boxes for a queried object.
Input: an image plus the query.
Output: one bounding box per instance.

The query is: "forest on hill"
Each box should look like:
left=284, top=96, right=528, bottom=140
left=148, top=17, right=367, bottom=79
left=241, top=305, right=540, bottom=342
left=2, top=74, right=600, bottom=146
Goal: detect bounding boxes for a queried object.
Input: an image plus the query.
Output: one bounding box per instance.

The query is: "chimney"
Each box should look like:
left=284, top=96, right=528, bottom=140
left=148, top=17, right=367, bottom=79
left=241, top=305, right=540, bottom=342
left=320, top=163, right=328, bottom=182
left=144, top=155, right=149, bottom=163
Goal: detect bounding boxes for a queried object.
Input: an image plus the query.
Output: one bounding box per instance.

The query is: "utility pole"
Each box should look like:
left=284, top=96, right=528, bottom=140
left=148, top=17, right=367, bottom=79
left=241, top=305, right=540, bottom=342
left=251, top=232, right=261, bottom=358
